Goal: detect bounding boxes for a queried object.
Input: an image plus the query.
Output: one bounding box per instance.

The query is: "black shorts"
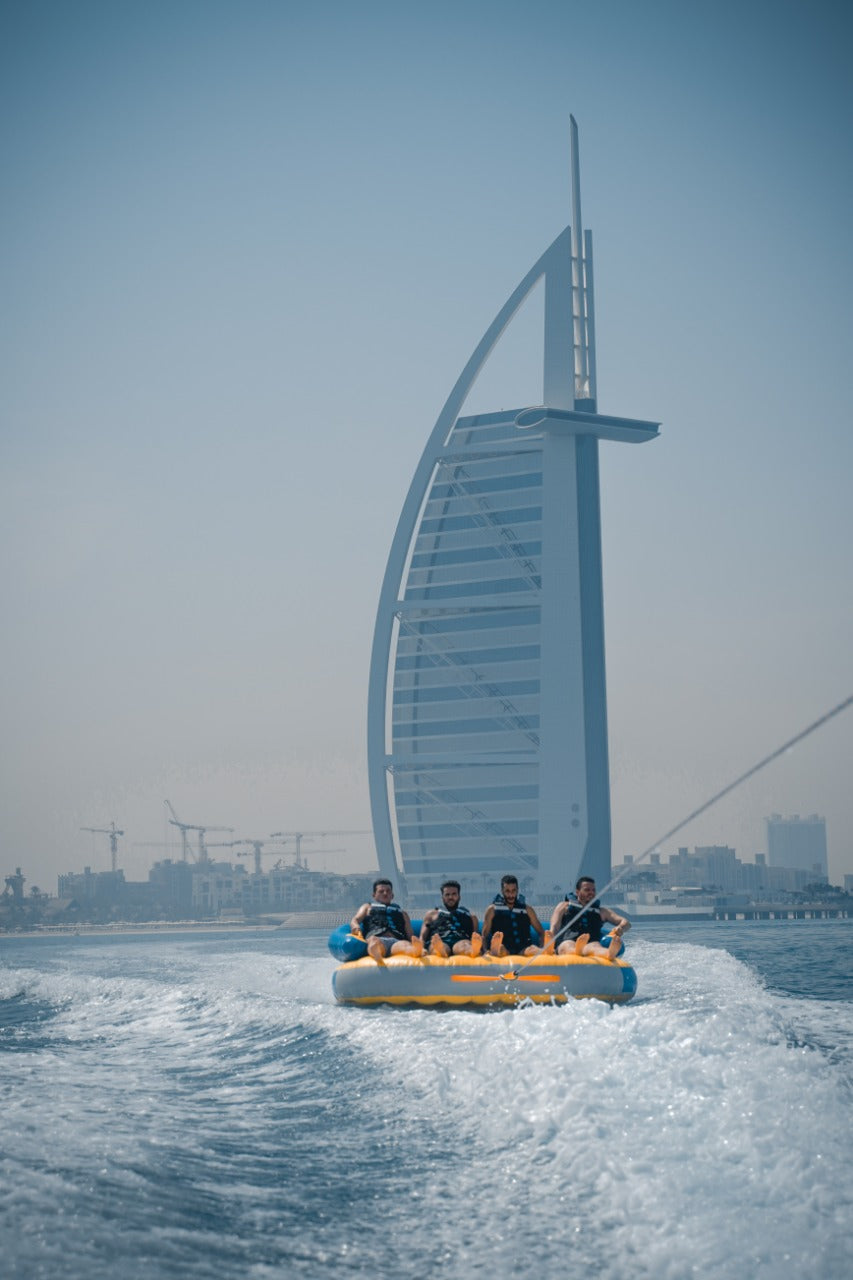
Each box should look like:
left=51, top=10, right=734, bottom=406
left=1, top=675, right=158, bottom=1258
left=437, top=933, right=468, bottom=949
left=366, top=934, right=403, bottom=955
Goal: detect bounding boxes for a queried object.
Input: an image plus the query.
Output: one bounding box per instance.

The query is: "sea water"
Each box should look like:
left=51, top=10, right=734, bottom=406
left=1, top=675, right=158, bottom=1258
left=1, top=920, right=850, bottom=1280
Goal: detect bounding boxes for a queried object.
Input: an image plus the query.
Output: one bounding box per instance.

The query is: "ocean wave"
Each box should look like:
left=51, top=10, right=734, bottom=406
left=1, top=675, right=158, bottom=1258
left=1, top=930, right=850, bottom=1279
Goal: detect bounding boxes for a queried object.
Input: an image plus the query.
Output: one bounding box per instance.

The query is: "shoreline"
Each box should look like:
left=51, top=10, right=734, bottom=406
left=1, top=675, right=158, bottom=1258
left=3, top=909, right=850, bottom=942
left=0, top=913, right=351, bottom=939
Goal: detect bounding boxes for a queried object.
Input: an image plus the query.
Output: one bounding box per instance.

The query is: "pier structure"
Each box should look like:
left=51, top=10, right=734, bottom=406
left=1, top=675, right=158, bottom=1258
left=712, top=904, right=850, bottom=922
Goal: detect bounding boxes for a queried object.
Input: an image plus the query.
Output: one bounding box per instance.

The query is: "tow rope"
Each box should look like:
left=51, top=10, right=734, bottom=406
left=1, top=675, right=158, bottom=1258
left=500, top=692, right=853, bottom=985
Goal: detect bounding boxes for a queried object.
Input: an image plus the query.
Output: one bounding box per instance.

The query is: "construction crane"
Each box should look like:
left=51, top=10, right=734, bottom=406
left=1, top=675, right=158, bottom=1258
left=203, top=838, right=347, bottom=874
left=227, top=839, right=288, bottom=875
left=204, top=838, right=245, bottom=863
left=208, top=839, right=338, bottom=875
left=268, top=830, right=371, bottom=870
left=132, top=842, right=185, bottom=868
left=81, top=821, right=124, bottom=873
left=247, top=844, right=346, bottom=873
left=202, top=838, right=280, bottom=874
left=164, top=800, right=234, bottom=864
left=288, top=847, right=346, bottom=871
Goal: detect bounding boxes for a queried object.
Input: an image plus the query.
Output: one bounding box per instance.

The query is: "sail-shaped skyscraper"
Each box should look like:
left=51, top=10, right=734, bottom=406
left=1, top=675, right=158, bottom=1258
left=367, top=121, right=659, bottom=907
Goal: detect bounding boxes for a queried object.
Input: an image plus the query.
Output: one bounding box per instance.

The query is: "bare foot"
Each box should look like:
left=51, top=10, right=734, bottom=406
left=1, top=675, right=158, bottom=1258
left=488, top=931, right=505, bottom=957
left=607, top=932, right=623, bottom=961
left=540, top=930, right=555, bottom=955
left=573, top=933, right=590, bottom=956
left=429, top=934, right=449, bottom=957
left=367, top=937, right=386, bottom=965
left=469, top=932, right=482, bottom=958
left=408, top=938, right=424, bottom=958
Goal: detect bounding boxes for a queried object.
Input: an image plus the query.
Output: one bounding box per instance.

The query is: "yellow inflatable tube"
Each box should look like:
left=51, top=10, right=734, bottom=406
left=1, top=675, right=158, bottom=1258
left=331, top=950, right=637, bottom=1008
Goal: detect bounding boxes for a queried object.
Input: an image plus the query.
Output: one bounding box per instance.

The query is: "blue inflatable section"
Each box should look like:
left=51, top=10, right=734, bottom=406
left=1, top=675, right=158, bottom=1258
left=328, top=924, right=369, bottom=962
left=619, top=962, right=637, bottom=996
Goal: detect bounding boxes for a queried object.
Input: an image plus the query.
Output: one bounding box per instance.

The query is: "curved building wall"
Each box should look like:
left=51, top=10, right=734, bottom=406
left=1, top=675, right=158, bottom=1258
left=367, top=222, right=658, bottom=908
left=389, top=409, right=545, bottom=903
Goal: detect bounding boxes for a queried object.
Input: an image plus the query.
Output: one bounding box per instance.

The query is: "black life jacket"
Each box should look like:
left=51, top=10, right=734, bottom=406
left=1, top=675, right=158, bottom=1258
left=487, top=894, right=532, bottom=952
left=558, top=895, right=603, bottom=942
left=425, top=904, right=474, bottom=945
left=363, top=900, right=407, bottom=941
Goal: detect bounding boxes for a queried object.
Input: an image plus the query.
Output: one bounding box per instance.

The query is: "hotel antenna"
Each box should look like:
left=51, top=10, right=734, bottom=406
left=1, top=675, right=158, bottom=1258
left=570, top=113, right=597, bottom=410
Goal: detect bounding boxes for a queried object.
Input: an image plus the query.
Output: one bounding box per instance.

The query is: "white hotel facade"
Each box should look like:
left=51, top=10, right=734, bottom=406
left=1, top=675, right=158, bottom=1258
left=367, top=122, right=659, bottom=906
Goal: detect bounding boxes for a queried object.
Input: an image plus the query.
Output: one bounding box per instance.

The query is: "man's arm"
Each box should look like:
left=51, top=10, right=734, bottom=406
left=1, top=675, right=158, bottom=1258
left=526, top=905, right=546, bottom=937
left=419, top=908, right=438, bottom=943
left=401, top=910, right=415, bottom=942
left=350, top=903, right=369, bottom=933
left=549, top=900, right=568, bottom=933
left=481, top=905, right=495, bottom=939
left=601, top=906, right=631, bottom=933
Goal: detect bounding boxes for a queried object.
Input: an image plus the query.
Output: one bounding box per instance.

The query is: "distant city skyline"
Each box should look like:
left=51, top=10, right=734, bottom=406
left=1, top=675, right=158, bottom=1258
left=2, top=3, right=851, bottom=891
left=766, top=812, right=828, bottom=878
left=15, top=804, right=842, bottom=898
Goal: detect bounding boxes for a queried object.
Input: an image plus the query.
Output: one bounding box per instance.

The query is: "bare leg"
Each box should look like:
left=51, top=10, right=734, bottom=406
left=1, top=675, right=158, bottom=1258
left=469, top=932, right=482, bottom=958
left=573, top=933, right=590, bottom=956
left=488, top=930, right=505, bottom=957
left=367, top=937, right=386, bottom=965
left=393, top=937, right=424, bottom=958
left=540, top=930, right=555, bottom=955
left=429, top=934, right=450, bottom=957
left=607, top=933, right=623, bottom=961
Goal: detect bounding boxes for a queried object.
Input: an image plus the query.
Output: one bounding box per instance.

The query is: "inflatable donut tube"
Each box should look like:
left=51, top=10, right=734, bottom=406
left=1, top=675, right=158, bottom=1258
left=328, top=925, right=637, bottom=1007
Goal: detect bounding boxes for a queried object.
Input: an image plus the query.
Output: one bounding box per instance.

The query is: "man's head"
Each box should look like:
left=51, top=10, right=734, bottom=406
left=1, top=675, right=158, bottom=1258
left=372, top=878, right=393, bottom=901
left=440, top=880, right=461, bottom=908
left=575, top=876, right=596, bottom=904
left=500, top=874, right=519, bottom=904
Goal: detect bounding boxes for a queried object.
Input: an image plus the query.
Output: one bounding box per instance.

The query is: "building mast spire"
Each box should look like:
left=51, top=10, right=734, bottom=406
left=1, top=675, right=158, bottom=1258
left=570, top=116, right=597, bottom=410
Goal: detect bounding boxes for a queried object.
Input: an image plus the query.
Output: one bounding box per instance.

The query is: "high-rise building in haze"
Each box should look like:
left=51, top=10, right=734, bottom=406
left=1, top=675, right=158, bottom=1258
left=766, top=813, right=828, bottom=879
left=367, top=122, right=659, bottom=906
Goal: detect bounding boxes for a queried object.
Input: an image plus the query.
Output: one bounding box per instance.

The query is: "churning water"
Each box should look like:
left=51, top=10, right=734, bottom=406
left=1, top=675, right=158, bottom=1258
left=2, top=920, right=851, bottom=1279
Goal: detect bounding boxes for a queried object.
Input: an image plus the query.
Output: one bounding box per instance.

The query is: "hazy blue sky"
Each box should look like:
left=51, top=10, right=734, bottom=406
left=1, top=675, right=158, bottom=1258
left=2, top=0, right=851, bottom=892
